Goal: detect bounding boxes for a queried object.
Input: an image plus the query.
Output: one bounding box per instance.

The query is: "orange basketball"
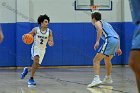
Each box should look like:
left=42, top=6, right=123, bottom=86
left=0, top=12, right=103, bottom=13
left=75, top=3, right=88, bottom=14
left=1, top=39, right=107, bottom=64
left=22, top=34, right=34, bottom=44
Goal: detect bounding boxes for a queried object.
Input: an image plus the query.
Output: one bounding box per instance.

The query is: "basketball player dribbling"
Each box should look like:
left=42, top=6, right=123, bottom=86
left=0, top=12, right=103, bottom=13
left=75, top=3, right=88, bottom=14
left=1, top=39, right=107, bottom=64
left=20, top=14, right=54, bottom=87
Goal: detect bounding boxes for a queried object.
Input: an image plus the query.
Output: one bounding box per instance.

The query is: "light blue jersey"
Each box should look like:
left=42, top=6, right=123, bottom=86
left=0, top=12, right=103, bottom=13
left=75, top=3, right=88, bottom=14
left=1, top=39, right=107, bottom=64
left=131, top=23, right=140, bottom=50
left=129, top=0, right=140, bottom=24
left=100, top=20, right=118, bottom=40
left=129, top=0, right=140, bottom=50
left=96, top=21, right=119, bottom=56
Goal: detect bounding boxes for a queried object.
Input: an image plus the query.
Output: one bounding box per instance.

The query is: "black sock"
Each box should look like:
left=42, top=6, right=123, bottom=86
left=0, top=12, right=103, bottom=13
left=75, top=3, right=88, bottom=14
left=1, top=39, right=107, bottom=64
left=30, top=77, right=34, bottom=79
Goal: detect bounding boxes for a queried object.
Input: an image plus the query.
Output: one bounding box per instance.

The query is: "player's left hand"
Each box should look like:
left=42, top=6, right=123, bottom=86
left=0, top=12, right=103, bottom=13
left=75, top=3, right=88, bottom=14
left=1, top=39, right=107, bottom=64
left=117, top=48, right=122, bottom=56
left=94, top=42, right=99, bottom=50
left=48, top=40, right=54, bottom=46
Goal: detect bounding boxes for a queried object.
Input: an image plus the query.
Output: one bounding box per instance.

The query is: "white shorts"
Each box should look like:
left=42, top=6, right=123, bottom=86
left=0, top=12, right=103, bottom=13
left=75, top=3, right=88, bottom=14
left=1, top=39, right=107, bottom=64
left=31, top=46, right=46, bottom=64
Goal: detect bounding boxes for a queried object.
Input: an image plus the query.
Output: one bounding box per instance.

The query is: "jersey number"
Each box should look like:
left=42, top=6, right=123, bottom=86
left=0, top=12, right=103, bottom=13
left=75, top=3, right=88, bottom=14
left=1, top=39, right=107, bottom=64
left=40, top=39, right=44, bottom=44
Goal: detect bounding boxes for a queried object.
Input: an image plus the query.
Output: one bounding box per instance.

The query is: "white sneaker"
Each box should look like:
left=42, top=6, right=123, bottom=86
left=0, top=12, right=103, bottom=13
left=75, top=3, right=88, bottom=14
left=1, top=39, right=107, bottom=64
left=87, top=76, right=102, bottom=88
left=102, top=76, right=113, bottom=84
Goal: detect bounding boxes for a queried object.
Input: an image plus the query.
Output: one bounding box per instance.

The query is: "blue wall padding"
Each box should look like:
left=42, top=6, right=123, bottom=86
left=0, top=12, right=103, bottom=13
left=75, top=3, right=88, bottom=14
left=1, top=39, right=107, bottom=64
left=16, top=22, right=32, bottom=66
left=0, top=22, right=135, bottom=66
left=0, top=23, right=16, bottom=66
left=122, top=22, right=135, bottom=64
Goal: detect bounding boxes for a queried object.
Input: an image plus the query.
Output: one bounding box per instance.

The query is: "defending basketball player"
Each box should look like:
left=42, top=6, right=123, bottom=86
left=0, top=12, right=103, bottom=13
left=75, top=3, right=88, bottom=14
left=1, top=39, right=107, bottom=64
left=21, top=14, right=54, bottom=87
left=87, top=12, right=122, bottom=87
left=0, top=25, right=4, bottom=43
left=129, top=0, right=140, bottom=92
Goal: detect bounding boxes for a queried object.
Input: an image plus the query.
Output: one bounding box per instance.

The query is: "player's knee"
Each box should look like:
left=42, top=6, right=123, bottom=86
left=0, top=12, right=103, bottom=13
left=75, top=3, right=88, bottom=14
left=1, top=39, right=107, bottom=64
left=34, top=56, right=39, bottom=63
left=36, top=63, right=40, bottom=68
left=32, top=62, right=40, bottom=69
left=104, top=58, right=111, bottom=63
left=93, top=60, right=100, bottom=67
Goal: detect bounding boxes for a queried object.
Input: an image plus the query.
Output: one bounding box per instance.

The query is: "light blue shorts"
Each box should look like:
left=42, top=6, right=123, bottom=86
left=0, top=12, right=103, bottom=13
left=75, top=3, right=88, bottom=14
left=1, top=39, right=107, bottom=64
left=98, top=37, right=119, bottom=56
left=131, top=23, right=140, bottom=50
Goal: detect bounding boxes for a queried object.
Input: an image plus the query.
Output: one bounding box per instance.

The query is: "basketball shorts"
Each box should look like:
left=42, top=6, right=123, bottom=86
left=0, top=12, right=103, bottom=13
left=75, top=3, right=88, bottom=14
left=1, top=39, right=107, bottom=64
left=98, top=37, right=119, bottom=56
left=131, top=23, right=140, bottom=50
left=31, top=46, right=46, bottom=64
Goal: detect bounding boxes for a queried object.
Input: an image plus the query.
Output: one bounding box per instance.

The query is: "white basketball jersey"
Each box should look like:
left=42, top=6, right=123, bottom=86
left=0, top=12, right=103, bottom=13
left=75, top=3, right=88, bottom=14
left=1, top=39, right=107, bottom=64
left=32, top=27, right=50, bottom=49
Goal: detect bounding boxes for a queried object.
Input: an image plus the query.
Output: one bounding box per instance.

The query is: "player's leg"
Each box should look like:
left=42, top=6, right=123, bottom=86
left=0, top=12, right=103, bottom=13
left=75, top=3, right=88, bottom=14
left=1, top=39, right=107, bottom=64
left=129, top=23, right=140, bottom=92
left=21, top=67, right=29, bottom=79
left=128, top=17, right=140, bottom=76
left=104, top=55, right=113, bottom=76
left=102, top=55, right=113, bottom=84
left=129, top=51, right=140, bottom=79
left=93, top=53, right=106, bottom=75
left=28, top=50, right=45, bottom=87
left=28, top=55, right=39, bottom=86
left=28, top=55, right=40, bottom=87
left=102, top=37, right=118, bottom=84
left=21, top=46, right=35, bottom=79
left=87, top=37, right=118, bottom=87
left=129, top=50, right=140, bottom=92
left=88, top=53, right=105, bottom=87
left=31, top=55, right=40, bottom=78
left=27, top=46, right=40, bottom=87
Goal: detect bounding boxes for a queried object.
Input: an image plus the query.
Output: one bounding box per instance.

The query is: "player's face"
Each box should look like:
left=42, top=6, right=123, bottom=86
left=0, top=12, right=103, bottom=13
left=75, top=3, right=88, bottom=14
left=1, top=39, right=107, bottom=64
left=41, top=19, right=49, bottom=28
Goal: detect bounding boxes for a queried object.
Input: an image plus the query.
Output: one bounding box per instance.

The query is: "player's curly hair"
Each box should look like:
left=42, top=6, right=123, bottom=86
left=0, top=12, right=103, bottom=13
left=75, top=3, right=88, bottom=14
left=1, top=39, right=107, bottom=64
left=91, top=12, right=101, bottom=21
left=37, top=14, right=50, bottom=25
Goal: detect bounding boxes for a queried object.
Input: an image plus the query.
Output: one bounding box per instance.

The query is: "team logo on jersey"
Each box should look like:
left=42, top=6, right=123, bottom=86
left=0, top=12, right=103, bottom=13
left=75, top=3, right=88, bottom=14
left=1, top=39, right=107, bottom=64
left=38, top=35, right=47, bottom=39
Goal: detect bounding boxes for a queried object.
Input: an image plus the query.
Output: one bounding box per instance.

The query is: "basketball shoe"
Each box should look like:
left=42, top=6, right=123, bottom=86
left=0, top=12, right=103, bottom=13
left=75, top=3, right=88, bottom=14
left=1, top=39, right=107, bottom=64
left=102, top=76, right=113, bottom=84
left=87, top=75, right=102, bottom=88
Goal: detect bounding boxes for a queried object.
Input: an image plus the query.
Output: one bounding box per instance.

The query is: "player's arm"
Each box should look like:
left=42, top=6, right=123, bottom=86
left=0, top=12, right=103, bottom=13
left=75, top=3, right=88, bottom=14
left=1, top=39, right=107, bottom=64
left=94, top=21, right=103, bottom=50
left=22, top=28, right=36, bottom=41
left=0, top=25, right=4, bottom=43
left=48, top=30, right=54, bottom=46
left=95, top=21, right=102, bottom=43
left=28, top=28, right=37, bottom=36
left=117, top=34, right=120, bottom=49
left=116, top=34, right=122, bottom=55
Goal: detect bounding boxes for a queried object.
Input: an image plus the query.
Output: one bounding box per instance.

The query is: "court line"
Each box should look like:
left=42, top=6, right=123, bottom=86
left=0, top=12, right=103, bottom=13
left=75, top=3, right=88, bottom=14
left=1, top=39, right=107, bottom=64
left=37, top=74, right=129, bottom=93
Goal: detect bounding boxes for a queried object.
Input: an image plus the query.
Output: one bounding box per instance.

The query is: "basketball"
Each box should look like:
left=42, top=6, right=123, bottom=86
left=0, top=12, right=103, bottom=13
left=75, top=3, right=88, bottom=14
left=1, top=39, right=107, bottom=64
left=22, top=34, right=34, bottom=44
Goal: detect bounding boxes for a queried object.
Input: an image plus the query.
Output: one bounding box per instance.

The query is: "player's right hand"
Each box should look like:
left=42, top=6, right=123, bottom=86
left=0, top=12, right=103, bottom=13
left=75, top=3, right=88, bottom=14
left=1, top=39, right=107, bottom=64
left=94, top=42, right=99, bottom=50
